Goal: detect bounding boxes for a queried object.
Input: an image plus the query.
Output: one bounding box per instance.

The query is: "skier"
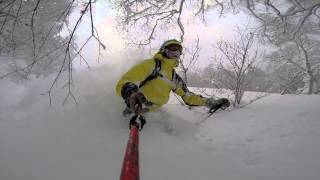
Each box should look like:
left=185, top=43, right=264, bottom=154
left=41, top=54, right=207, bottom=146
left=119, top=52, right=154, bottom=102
left=115, top=39, right=230, bottom=122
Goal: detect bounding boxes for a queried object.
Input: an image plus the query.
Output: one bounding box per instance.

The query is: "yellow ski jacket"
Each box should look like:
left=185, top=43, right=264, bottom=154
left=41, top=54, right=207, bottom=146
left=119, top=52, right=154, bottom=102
left=116, top=52, right=207, bottom=111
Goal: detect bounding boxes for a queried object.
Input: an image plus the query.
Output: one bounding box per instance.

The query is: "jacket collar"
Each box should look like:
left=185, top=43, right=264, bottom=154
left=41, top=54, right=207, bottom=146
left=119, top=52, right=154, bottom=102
left=153, top=52, right=178, bottom=67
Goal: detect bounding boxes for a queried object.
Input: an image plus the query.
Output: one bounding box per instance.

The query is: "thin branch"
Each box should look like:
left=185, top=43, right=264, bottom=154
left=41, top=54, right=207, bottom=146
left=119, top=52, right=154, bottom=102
left=1, top=42, right=67, bottom=79
left=177, top=0, right=185, bottom=42
left=292, top=3, right=320, bottom=37
left=265, top=0, right=281, bottom=16
left=30, top=0, right=41, bottom=58
left=0, top=0, right=15, bottom=34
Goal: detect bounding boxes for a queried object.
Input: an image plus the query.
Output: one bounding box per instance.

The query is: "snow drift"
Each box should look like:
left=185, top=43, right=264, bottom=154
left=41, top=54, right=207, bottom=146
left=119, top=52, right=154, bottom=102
left=1, top=64, right=320, bottom=180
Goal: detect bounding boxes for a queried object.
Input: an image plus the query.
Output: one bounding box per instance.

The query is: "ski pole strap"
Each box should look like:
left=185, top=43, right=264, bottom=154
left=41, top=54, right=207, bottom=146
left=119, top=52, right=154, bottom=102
left=120, top=124, right=140, bottom=180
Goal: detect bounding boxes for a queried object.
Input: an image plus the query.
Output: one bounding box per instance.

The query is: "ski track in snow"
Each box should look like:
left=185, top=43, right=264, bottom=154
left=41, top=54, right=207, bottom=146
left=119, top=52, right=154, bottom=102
left=1, top=66, right=320, bottom=180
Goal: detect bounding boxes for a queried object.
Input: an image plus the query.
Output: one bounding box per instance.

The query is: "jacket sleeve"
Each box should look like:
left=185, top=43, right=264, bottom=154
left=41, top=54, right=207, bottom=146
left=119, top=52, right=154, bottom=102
left=172, top=72, right=208, bottom=106
left=115, top=60, right=153, bottom=99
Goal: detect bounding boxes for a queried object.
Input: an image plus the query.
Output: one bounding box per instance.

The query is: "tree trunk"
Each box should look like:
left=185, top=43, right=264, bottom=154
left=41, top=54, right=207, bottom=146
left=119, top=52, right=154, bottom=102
left=300, top=40, right=315, bottom=94
left=234, top=75, right=244, bottom=106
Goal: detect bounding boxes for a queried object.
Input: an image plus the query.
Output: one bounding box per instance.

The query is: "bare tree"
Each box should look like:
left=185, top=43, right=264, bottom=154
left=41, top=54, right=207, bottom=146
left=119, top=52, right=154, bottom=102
left=237, top=0, right=320, bottom=43
left=111, top=0, right=230, bottom=44
left=0, top=0, right=105, bottom=105
left=295, top=35, right=319, bottom=94
left=112, top=1, right=319, bottom=43
left=178, top=36, right=200, bottom=84
left=268, top=32, right=320, bottom=94
left=214, top=27, right=260, bottom=106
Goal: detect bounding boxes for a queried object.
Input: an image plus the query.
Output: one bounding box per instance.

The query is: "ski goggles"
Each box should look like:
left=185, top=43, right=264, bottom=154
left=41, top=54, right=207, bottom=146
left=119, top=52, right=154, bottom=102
left=165, top=44, right=182, bottom=52
left=165, top=45, right=182, bottom=59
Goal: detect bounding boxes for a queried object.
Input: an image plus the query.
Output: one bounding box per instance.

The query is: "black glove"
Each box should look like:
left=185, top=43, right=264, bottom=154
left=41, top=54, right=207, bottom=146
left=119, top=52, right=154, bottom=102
left=206, top=98, right=230, bottom=110
left=128, top=91, right=147, bottom=114
left=121, top=82, right=146, bottom=114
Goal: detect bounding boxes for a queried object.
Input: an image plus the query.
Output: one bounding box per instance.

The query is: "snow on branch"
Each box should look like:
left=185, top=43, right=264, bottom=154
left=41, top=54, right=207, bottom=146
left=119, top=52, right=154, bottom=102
left=0, top=0, right=105, bottom=105
left=114, top=0, right=186, bottom=44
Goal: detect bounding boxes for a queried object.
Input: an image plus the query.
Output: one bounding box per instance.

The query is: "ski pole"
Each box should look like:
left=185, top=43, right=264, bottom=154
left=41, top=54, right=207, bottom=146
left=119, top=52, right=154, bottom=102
left=120, top=122, right=140, bottom=180
left=196, top=103, right=224, bottom=125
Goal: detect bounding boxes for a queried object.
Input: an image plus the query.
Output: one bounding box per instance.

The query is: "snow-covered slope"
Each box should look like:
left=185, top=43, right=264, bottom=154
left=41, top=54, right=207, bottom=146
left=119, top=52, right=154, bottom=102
left=1, top=65, right=320, bottom=180
left=197, top=94, right=320, bottom=180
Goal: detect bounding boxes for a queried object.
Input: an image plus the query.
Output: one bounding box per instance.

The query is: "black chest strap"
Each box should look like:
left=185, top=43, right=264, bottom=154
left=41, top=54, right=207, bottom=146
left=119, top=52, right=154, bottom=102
left=139, top=58, right=163, bottom=88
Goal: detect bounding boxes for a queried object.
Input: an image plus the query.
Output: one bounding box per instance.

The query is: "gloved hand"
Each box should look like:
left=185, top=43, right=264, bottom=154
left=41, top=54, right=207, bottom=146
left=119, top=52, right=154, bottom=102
left=128, top=91, right=147, bottom=115
left=206, top=97, right=230, bottom=110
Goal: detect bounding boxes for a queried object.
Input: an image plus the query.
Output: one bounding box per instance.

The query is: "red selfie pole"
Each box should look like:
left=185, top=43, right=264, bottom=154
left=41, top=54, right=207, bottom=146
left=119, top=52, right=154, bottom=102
left=120, top=124, right=140, bottom=180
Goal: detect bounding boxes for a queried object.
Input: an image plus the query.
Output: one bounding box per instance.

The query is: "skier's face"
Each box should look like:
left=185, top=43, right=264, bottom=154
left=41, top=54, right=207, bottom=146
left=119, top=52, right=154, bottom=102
left=164, top=44, right=182, bottom=60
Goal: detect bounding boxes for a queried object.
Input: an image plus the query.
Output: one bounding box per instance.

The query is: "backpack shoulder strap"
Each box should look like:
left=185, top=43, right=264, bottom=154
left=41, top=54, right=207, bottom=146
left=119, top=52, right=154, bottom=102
left=171, top=69, right=188, bottom=92
left=139, top=58, right=162, bottom=88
